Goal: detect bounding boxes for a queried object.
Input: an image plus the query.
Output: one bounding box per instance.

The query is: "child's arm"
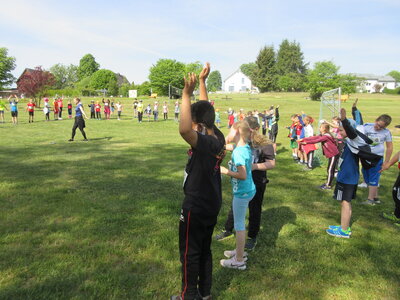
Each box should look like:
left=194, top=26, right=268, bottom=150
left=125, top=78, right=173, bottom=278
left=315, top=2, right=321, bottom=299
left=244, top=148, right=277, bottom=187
left=298, top=135, right=329, bottom=144
left=252, top=159, right=275, bottom=171
left=179, top=73, right=198, bottom=148
left=199, top=62, right=210, bottom=101
left=380, top=151, right=399, bottom=172
left=220, top=165, right=247, bottom=180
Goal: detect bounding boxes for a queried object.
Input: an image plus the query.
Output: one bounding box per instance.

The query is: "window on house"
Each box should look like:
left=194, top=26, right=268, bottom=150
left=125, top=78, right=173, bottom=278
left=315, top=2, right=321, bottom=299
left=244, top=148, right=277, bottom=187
left=242, top=78, right=245, bottom=84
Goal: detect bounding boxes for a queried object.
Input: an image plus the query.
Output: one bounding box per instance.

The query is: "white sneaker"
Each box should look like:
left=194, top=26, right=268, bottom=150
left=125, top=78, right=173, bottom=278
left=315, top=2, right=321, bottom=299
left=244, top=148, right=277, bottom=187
left=358, top=182, right=368, bottom=188
left=220, top=256, right=246, bottom=270
left=223, top=249, right=248, bottom=261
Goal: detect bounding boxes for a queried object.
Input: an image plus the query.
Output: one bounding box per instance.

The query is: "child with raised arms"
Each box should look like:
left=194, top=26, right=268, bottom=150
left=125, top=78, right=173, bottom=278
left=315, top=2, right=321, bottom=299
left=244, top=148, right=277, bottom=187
left=171, top=63, right=225, bottom=300
left=8, top=94, right=19, bottom=125
left=0, top=98, right=8, bottom=123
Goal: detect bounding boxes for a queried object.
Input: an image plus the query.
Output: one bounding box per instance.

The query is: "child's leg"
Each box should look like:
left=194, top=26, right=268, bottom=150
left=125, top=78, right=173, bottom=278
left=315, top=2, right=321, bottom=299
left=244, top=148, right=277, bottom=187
left=326, top=155, right=338, bottom=186
left=198, top=221, right=216, bottom=298
left=248, top=183, right=266, bottom=239
left=307, top=151, right=314, bottom=168
left=233, top=196, right=252, bottom=261
left=341, top=200, right=352, bottom=230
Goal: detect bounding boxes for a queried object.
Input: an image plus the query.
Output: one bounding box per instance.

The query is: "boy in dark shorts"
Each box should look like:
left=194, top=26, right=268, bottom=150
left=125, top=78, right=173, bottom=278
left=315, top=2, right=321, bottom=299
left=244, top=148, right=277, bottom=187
left=171, top=63, right=225, bottom=300
left=326, top=108, right=379, bottom=238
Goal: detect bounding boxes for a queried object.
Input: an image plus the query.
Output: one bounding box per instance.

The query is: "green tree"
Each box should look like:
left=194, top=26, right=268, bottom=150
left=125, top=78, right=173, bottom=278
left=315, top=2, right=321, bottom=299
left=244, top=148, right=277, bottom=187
left=275, top=40, right=307, bottom=91
left=107, top=78, right=119, bottom=96
left=149, top=59, right=186, bottom=95
left=136, top=81, right=151, bottom=96
left=90, top=69, right=117, bottom=90
left=306, top=61, right=340, bottom=100
left=240, top=63, right=257, bottom=80
left=50, top=64, right=78, bottom=89
left=253, top=46, right=277, bottom=92
left=119, top=82, right=135, bottom=97
left=185, top=61, right=203, bottom=75
left=207, top=70, right=222, bottom=92
left=0, top=47, right=16, bottom=89
left=77, top=54, right=100, bottom=80
left=387, top=70, right=400, bottom=82
left=338, top=74, right=359, bottom=95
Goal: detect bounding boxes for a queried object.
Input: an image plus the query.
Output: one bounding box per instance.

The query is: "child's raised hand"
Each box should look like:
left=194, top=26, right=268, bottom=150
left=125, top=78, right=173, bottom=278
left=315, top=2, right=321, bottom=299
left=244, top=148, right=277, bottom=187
left=199, top=62, right=211, bottom=81
left=340, top=108, right=346, bottom=121
left=183, top=73, right=197, bottom=95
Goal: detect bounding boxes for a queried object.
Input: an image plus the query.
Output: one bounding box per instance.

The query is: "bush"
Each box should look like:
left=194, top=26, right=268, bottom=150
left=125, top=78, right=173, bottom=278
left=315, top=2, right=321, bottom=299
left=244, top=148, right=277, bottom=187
left=382, top=87, right=400, bottom=95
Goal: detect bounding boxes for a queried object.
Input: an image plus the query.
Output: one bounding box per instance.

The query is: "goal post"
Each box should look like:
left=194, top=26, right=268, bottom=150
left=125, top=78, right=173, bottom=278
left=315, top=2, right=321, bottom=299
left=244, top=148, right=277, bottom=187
left=314, top=87, right=341, bottom=166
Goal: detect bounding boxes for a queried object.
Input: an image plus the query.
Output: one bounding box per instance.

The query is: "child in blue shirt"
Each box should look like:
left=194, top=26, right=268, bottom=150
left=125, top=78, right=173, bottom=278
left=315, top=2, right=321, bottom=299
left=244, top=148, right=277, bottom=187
left=220, top=120, right=256, bottom=270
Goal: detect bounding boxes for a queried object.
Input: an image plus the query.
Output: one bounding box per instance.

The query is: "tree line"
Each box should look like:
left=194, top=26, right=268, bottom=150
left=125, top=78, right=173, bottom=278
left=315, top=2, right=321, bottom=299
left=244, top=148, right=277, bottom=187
left=1, top=43, right=399, bottom=102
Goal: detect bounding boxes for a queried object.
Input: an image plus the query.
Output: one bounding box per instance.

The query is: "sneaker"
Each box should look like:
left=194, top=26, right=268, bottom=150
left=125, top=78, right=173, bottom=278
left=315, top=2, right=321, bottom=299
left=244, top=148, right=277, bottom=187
left=328, top=225, right=352, bottom=235
left=361, top=199, right=376, bottom=206
left=321, top=185, right=332, bottom=190
left=358, top=182, right=368, bottom=188
left=326, top=227, right=351, bottom=238
left=318, top=184, right=326, bottom=189
left=374, top=198, right=381, bottom=204
left=215, top=230, right=234, bottom=241
left=220, top=256, right=246, bottom=270
left=245, top=237, right=257, bottom=251
left=83, top=139, right=88, bottom=142
left=68, top=139, right=74, bottom=142
left=224, top=249, right=248, bottom=261
left=382, top=212, right=400, bottom=223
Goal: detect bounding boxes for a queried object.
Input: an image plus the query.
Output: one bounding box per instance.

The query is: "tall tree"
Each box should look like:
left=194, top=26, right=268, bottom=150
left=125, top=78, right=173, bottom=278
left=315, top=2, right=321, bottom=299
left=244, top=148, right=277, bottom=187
left=275, top=40, right=307, bottom=91
left=207, top=70, right=222, bottom=92
left=0, top=47, right=16, bottom=90
left=90, top=69, right=117, bottom=91
left=77, top=54, right=100, bottom=80
left=252, top=46, right=277, bottom=92
left=50, top=63, right=78, bottom=89
left=17, top=66, right=56, bottom=106
left=148, top=59, right=186, bottom=95
left=240, top=63, right=257, bottom=80
left=185, top=61, right=203, bottom=75
left=387, top=70, right=400, bottom=82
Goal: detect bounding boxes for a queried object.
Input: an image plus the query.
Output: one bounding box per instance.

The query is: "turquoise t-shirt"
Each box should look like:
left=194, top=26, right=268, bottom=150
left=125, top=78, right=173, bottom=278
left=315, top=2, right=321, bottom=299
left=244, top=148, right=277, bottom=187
left=229, top=144, right=256, bottom=198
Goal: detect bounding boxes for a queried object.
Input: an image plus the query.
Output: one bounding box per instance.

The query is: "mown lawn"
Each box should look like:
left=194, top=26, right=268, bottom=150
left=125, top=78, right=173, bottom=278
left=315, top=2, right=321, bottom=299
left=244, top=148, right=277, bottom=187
left=0, top=93, right=399, bottom=299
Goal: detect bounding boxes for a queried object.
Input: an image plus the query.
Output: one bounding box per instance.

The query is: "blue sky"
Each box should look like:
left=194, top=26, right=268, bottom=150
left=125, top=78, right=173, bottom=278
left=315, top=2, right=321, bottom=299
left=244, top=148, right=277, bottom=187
left=1, top=0, right=399, bottom=85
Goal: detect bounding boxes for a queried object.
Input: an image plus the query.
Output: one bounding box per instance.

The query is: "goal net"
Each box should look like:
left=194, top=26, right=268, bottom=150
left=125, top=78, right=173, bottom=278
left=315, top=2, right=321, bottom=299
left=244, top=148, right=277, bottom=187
left=314, top=87, right=341, bottom=166
left=169, top=85, right=182, bottom=99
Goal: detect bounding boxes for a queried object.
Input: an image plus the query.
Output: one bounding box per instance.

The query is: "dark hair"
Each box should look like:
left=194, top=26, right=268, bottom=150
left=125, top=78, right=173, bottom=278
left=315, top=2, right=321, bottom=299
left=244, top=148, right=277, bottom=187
left=376, top=114, right=392, bottom=126
left=191, top=101, right=215, bottom=128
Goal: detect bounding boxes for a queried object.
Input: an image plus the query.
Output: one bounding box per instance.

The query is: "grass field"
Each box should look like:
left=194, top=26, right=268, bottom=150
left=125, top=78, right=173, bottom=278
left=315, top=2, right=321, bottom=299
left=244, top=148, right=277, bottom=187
left=0, top=93, right=399, bottom=299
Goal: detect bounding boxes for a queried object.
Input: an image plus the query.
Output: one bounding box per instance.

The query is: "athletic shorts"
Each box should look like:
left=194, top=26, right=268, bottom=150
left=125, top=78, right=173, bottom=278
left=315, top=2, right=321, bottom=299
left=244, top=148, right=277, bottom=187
left=290, top=140, right=298, bottom=149
left=361, top=158, right=383, bottom=186
left=118, top=111, right=121, bottom=116
left=0, top=110, right=4, bottom=114
left=29, top=111, right=34, bottom=116
left=11, top=111, right=18, bottom=117
left=334, top=182, right=357, bottom=202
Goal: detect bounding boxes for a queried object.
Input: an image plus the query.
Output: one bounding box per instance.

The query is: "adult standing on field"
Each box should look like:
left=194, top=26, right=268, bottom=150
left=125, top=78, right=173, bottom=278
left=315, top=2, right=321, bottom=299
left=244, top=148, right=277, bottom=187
left=137, top=100, right=143, bottom=123
left=68, top=98, right=88, bottom=142
left=358, top=114, right=393, bottom=205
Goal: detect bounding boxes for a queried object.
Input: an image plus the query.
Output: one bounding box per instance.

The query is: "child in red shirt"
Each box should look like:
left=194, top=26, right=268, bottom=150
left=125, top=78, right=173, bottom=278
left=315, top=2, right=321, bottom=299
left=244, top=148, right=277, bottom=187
left=95, top=101, right=102, bottom=120
left=26, top=99, right=36, bottom=123
left=53, top=99, right=59, bottom=120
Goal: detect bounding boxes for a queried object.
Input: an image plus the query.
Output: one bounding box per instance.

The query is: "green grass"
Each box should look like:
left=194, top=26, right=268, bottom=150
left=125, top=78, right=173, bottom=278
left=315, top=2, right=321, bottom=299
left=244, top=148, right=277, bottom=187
left=0, top=93, right=399, bottom=299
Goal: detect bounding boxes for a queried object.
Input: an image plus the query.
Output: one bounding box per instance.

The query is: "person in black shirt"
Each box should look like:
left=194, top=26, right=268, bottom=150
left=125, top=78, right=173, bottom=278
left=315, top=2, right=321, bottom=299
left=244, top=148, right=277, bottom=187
left=215, top=116, right=275, bottom=250
left=171, top=63, right=225, bottom=300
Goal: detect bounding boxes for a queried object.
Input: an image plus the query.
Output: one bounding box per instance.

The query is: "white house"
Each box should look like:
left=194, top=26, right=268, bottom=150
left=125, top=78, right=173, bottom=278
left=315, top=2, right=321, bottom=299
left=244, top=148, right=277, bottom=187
left=223, top=70, right=258, bottom=93
left=353, top=73, right=397, bottom=93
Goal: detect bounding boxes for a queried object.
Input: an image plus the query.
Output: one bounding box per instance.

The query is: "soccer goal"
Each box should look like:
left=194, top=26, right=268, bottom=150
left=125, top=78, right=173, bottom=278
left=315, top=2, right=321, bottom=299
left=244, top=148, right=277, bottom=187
left=169, top=84, right=182, bottom=99
left=314, top=87, right=341, bottom=166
